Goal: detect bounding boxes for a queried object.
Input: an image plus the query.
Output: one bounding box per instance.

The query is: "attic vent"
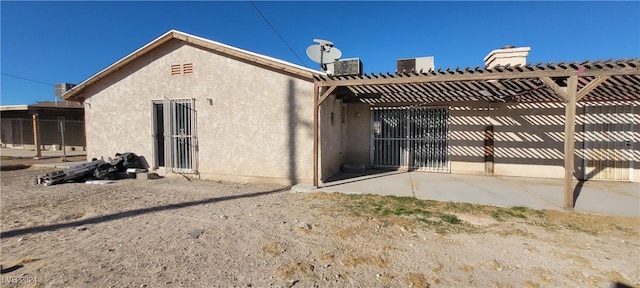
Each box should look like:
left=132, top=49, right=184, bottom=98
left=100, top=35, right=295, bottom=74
left=171, top=64, right=181, bottom=75
left=183, top=63, right=193, bottom=74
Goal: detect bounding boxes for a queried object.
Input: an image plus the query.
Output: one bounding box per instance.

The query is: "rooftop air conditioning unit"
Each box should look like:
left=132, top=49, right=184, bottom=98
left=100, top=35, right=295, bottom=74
left=55, top=83, right=77, bottom=98
left=396, top=56, right=434, bottom=73
left=326, top=58, right=362, bottom=76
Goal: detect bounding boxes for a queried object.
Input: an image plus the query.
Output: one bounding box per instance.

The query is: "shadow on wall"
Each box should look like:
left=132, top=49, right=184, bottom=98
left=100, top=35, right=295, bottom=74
left=449, top=102, right=637, bottom=182
left=287, top=79, right=312, bottom=185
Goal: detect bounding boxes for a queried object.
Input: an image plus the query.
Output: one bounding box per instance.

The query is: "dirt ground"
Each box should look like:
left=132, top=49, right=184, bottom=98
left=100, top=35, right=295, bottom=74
left=0, top=166, right=638, bottom=288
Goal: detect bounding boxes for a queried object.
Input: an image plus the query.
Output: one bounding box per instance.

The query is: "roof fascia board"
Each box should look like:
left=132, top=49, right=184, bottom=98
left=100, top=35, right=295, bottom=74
left=62, top=30, right=176, bottom=101
left=0, top=105, right=29, bottom=111
left=316, top=67, right=640, bottom=87
left=172, top=31, right=321, bottom=76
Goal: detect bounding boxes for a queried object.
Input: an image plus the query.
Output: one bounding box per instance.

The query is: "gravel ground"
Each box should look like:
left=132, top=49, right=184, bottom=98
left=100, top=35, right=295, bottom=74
left=1, top=167, right=638, bottom=288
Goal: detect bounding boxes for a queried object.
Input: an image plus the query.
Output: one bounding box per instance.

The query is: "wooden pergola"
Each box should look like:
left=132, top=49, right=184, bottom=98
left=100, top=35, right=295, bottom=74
left=312, top=58, right=640, bottom=209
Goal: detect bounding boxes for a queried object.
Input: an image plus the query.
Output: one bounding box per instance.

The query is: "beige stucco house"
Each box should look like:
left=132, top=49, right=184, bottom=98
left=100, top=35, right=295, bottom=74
left=62, top=30, right=323, bottom=184
left=63, top=30, right=639, bottom=194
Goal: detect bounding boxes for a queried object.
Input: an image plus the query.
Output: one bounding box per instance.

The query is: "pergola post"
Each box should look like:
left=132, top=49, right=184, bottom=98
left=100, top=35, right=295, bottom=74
left=312, top=85, right=337, bottom=188
left=563, top=76, right=578, bottom=210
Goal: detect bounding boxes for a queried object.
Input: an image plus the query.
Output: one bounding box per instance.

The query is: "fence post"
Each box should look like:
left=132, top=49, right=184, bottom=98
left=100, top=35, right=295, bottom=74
left=32, top=114, right=41, bottom=159
left=58, top=117, right=66, bottom=162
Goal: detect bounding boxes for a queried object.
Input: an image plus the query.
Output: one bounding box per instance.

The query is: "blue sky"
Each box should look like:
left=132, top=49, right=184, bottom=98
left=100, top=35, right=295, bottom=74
left=1, top=1, right=638, bottom=105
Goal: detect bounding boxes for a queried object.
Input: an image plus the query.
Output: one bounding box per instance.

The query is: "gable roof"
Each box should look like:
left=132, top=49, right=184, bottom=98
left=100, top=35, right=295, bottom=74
left=63, top=30, right=323, bottom=102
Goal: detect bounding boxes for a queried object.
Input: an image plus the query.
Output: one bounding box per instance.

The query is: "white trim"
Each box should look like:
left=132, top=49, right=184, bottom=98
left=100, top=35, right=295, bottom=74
left=180, top=30, right=322, bottom=75
left=0, top=105, right=29, bottom=111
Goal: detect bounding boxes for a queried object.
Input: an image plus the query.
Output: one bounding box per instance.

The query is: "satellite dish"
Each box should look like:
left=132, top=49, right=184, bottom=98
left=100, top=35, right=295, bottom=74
left=306, top=45, right=342, bottom=64
left=306, top=39, right=342, bottom=70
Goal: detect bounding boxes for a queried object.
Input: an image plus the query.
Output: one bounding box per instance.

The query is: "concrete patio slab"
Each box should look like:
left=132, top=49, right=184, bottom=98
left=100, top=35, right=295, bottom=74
left=292, top=170, right=640, bottom=217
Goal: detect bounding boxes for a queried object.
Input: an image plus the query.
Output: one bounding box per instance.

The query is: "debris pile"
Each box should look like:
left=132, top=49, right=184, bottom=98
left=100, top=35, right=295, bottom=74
left=34, top=152, right=147, bottom=186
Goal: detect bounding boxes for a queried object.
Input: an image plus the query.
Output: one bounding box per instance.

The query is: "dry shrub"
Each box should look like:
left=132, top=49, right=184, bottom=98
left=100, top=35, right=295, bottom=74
left=262, top=242, right=285, bottom=257
left=459, top=265, right=474, bottom=273
left=13, top=256, right=35, bottom=266
left=406, top=272, right=430, bottom=288
left=342, top=255, right=388, bottom=268
left=276, top=261, right=315, bottom=280
left=531, top=267, right=552, bottom=284
left=320, top=252, right=334, bottom=261
left=432, top=262, right=443, bottom=273
left=523, top=280, right=541, bottom=288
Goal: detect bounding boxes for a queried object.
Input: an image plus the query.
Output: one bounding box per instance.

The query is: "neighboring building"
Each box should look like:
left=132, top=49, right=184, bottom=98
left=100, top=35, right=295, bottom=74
left=62, top=30, right=639, bottom=189
left=0, top=100, right=85, bottom=151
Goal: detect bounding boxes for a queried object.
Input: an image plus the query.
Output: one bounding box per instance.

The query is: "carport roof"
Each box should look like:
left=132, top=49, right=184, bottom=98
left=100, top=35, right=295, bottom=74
left=63, top=29, right=324, bottom=102
left=314, top=58, right=640, bottom=104
left=311, top=57, right=640, bottom=209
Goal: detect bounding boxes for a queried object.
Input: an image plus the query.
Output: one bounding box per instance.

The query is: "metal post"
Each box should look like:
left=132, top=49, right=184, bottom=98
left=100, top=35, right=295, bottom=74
left=32, top=114, right=41, bottom=159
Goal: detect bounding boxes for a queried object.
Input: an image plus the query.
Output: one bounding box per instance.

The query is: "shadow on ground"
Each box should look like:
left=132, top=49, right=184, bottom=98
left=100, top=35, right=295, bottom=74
left=0, top=186, right=290, bottom=239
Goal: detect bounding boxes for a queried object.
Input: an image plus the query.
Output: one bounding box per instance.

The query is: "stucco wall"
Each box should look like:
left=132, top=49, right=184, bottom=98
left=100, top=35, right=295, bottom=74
left=83, top=39, right=315, bottom=184
left=449, top=102, right=488, bottom=175
left=345, top=103, right=371, bottom=166
left=319, top=95, right=345, bottom=181
left=490, top=102, right=581, bottom=179
left=451, top=101, right=591, bottom=180
left=341, top=101, right=639, bottom=182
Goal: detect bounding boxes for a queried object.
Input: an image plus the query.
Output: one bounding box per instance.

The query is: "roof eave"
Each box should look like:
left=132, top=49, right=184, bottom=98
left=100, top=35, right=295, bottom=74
left=62, top=30, right=324, bottom=102
left=62, top=30, right=177, bottom=102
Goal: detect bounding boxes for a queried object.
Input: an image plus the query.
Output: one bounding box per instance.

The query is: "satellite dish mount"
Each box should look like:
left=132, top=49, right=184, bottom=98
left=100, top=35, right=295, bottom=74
left=306, top=39, right=342, bottom=72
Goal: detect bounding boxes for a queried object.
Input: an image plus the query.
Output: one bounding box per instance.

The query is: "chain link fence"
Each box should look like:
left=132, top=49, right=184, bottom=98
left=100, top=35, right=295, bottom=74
left=1, top=118, right=85, bottom=151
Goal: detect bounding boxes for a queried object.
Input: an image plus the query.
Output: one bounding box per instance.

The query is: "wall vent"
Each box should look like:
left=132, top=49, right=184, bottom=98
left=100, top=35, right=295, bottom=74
left=183, top=63, right=194, bottom=74
left=171, top=64, right=181, bottom=75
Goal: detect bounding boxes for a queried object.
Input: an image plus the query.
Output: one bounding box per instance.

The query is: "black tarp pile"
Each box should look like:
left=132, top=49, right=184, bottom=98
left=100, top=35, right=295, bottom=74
left=35, top=152, right=147, bottom=186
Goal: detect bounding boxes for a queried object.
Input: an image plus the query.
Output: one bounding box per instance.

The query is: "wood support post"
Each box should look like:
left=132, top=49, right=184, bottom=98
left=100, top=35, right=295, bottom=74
left=540, top=77, right=569, bottom=101
left=577, top=76, right=610, bottom=101
left=564, top=76, right=578, bottom=210
left=318, top=86, right=337, bottom=106
left=484, top=125, right=494, bottom=176
left=32, top=114, right=41, bottom=159
left=313, top=85, right=335, bottom=187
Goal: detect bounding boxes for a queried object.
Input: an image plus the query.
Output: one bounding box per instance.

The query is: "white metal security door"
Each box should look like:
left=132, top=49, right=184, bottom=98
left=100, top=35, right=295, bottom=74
left=164, top=98, right=198, bottom=173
